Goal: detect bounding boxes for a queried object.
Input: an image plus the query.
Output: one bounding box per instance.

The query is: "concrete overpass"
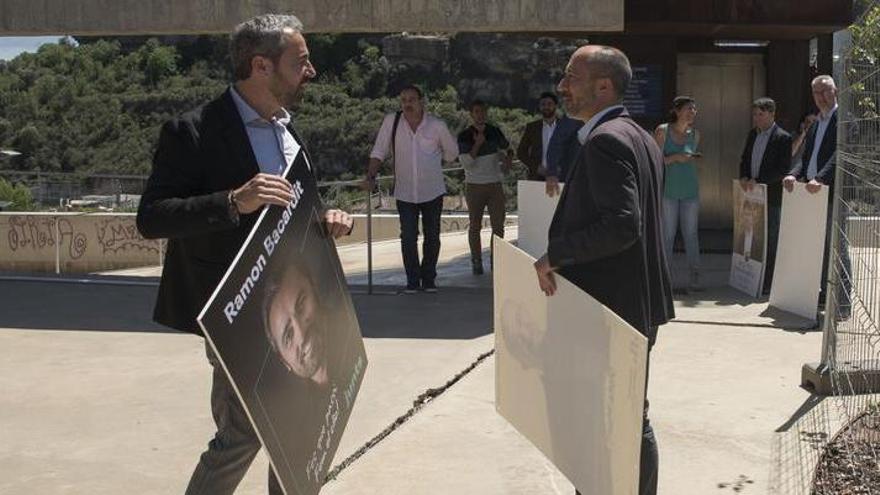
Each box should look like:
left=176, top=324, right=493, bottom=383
left=0, top=0, right=623, bottom=35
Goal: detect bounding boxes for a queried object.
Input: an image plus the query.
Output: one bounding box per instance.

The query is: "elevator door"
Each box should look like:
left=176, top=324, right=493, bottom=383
left=677, top=54, right=765, bottom=230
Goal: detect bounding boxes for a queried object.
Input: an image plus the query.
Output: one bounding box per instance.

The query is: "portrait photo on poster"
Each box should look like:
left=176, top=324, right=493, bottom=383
left=197, top=149, right=367, bottom=495
left=729, top=181, right=767, bottom=298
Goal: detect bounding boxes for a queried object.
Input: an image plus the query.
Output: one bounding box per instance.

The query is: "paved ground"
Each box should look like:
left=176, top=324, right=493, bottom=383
left=0, top=228, right=825, bottom=495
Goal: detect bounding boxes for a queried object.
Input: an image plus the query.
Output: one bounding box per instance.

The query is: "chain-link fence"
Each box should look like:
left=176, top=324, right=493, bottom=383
left=773, top=5, right=880, bottom=493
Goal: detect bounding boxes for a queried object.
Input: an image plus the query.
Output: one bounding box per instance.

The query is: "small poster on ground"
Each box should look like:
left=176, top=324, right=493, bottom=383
left=730, top=180, right=768, bottom=297
left=197, top=147, right=367, bottom=495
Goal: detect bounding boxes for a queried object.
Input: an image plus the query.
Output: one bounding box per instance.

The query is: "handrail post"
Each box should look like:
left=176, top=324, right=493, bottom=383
left=54, top=215, right=61, bottom=274
left=367, top=186, right=374, bottom=295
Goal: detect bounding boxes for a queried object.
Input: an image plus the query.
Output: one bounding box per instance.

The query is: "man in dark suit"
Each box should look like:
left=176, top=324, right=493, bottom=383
left=136, top=14, right=352, bottom=494
left=739, top=97, right=792, bottom=293
left=516, top=92, right=582, bottom=196
left=534, top=45, right=674, bottom=495
left=783, top=75, right=850, bottom=316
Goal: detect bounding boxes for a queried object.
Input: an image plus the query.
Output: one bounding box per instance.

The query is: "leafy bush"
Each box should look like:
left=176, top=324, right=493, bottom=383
left=0, top=177, right=33, bottom=210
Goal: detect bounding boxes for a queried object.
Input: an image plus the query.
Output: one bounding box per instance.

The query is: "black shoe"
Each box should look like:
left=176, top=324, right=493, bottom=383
left=423, top=280, right=438, bottom=293
left=403, top=283, right=419, bottom=294
left=472, top=259, right=484, bottom=275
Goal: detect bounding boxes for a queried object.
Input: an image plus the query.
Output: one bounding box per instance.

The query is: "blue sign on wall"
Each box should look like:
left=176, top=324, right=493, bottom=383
left=624, top=65, right=664, bottom=117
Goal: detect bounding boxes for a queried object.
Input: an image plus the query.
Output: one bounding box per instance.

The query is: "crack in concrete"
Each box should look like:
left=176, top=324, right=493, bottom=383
left=673, top=318, right=818, bottom=332
left=323, top=348, right=496, bottom=484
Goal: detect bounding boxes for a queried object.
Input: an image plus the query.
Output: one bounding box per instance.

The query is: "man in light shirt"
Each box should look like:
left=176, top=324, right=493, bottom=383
left=457, top=99, right=513, bottom=275
left=137, top=14, right=353, bottom=494
left=364, top=85, right=459, bottom=293
left=782, top=75, right=850, bottom=317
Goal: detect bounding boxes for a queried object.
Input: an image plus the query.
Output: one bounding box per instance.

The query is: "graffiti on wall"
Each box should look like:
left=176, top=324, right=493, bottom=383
left=7, top=216, right=88, bottom=259
left=95, top=218, right=159, bottom=255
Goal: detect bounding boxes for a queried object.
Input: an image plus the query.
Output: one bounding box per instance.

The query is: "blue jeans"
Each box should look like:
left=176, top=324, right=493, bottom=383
left=397, top=195, right=443, bottom=288
left=662, top=196, right=701, bottom=271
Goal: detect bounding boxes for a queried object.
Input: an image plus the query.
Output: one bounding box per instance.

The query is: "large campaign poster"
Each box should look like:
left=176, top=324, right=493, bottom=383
left=729, top=181, right=768, bottom=297
left=494, top=238, right=647, bottom=495
left=198, top=145, right=367, bottom=495
left=517, top=180, right=563, bottom=258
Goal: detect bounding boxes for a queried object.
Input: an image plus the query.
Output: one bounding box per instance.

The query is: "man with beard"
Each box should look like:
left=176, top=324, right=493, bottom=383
left=534, top=45, right=674, bottom=495
left=363, top=85, right=459, bottom=293
left=137, top=14, right=352, bottom=494
left=516, top=92, right=582, bottom=196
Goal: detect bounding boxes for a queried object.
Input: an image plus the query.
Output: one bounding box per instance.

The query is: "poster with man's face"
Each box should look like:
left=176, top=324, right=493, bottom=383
left=198, top=147, right=367, bottom=495
left=729, top=180, right=767, bottom=297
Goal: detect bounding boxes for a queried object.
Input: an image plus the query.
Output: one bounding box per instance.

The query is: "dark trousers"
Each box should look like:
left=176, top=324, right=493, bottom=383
left=764, top=205, right=781, bottom=292
left=465, top=182, right=505, bottom=263
left=186, top=342, right=283, bottom=495
left=397, top=195, right=443, bottom=288
left=577, top=333, right=658, bottom=495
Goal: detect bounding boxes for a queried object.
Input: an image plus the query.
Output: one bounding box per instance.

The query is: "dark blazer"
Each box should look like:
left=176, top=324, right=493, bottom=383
left=517, top=119, right=545, bottom=180
left=517, top=116, right=583, bottom=181
left=789, top=109, right=837, bottom=187
left=547, top=108, right=674, bottom=342
left=546, top=116, right=583, bottom=180
left=738, top=125, right=793, bottom=207
left=137, top=88, right=315, bottom=336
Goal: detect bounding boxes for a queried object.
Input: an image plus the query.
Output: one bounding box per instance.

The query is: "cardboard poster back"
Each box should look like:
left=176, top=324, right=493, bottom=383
left=517, top=180, right=563, bottom=258
left=729, top=180, right=768, bottom=297
left=494, top=238, right=647, bottom=495
left=769, top=182, right=829, bottom=321
left=197, top=148, right=367, bottom=495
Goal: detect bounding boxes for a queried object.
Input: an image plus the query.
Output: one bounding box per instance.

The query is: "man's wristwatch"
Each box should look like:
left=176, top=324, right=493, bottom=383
left=228, top=189, right=240, bottom=222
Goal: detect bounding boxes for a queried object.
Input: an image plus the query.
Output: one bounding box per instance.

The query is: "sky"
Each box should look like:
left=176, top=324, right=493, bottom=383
left=0, top=36, right=64, bottom=61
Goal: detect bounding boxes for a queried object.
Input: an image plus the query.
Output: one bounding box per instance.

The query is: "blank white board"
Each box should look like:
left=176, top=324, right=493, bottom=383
left=516, top=180, right=563, bottom=258
left=494, top=238, right=647, bottom=495
left=769, top=182, right=829, bottom=321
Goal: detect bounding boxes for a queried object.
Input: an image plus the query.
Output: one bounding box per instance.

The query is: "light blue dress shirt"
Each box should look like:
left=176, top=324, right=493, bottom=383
left=229, top=87, right=302, bottom=175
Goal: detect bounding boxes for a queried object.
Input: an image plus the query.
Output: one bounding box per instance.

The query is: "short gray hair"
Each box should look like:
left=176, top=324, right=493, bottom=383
left=585, top=46, right=632, bottom=100
left=230, top=14, right=304, bottom=81
left=812, top=74, right=837, bottom=90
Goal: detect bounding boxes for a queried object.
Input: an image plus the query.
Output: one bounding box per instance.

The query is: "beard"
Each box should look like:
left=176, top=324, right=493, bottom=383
left=540, top=109, right=556, bottom=119
left=270, top=76, right=306, bottom=109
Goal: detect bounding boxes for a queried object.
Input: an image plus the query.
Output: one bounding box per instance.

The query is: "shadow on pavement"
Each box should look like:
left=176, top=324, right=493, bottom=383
left=0, top=279, right=494, bottom=340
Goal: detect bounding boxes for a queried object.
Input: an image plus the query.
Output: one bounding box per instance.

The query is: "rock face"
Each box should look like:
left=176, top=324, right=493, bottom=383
left=382, top=33, right=587, bottom=110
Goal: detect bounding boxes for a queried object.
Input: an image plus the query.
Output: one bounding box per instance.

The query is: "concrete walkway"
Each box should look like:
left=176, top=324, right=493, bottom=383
left=0, top=228, right=824, bottom=494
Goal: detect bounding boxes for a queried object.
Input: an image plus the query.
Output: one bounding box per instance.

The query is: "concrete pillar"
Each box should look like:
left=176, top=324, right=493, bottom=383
left=0, top=0, right=622, bottom=35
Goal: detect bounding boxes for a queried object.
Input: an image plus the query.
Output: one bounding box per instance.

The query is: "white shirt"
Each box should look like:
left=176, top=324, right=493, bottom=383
left=370, top=112, right=459, bottom=204
left=577, top=105, right=626, bottom=145
left=750, top=123, right=776, bottom=179
left=541, top=119, right=558, bottom=171
left=807, top=104, right=838, bottom=180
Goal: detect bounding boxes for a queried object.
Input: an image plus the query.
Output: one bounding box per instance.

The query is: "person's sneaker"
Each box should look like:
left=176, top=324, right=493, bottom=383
left=403, top=284, right=419, bottom=294
left=472, top=259, right=484, bottom=275
left=688, top=270, right=704, bottom=292
left=422, top=280, right=438, bottom=293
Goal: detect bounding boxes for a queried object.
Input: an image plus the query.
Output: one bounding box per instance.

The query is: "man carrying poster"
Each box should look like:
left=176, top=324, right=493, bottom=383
left=533, top=45, right=674, bottom=495
left=730, top=181, right=768, bottom=297
left=137, top=14, right=358, bottom=495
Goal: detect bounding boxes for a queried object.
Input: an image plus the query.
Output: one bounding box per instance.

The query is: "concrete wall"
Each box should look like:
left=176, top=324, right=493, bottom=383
left=0, top=0, right=622, bottom=35
left=0, top=212, right=516, bottom=273
left=1, top=213, right=163, bottom=273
